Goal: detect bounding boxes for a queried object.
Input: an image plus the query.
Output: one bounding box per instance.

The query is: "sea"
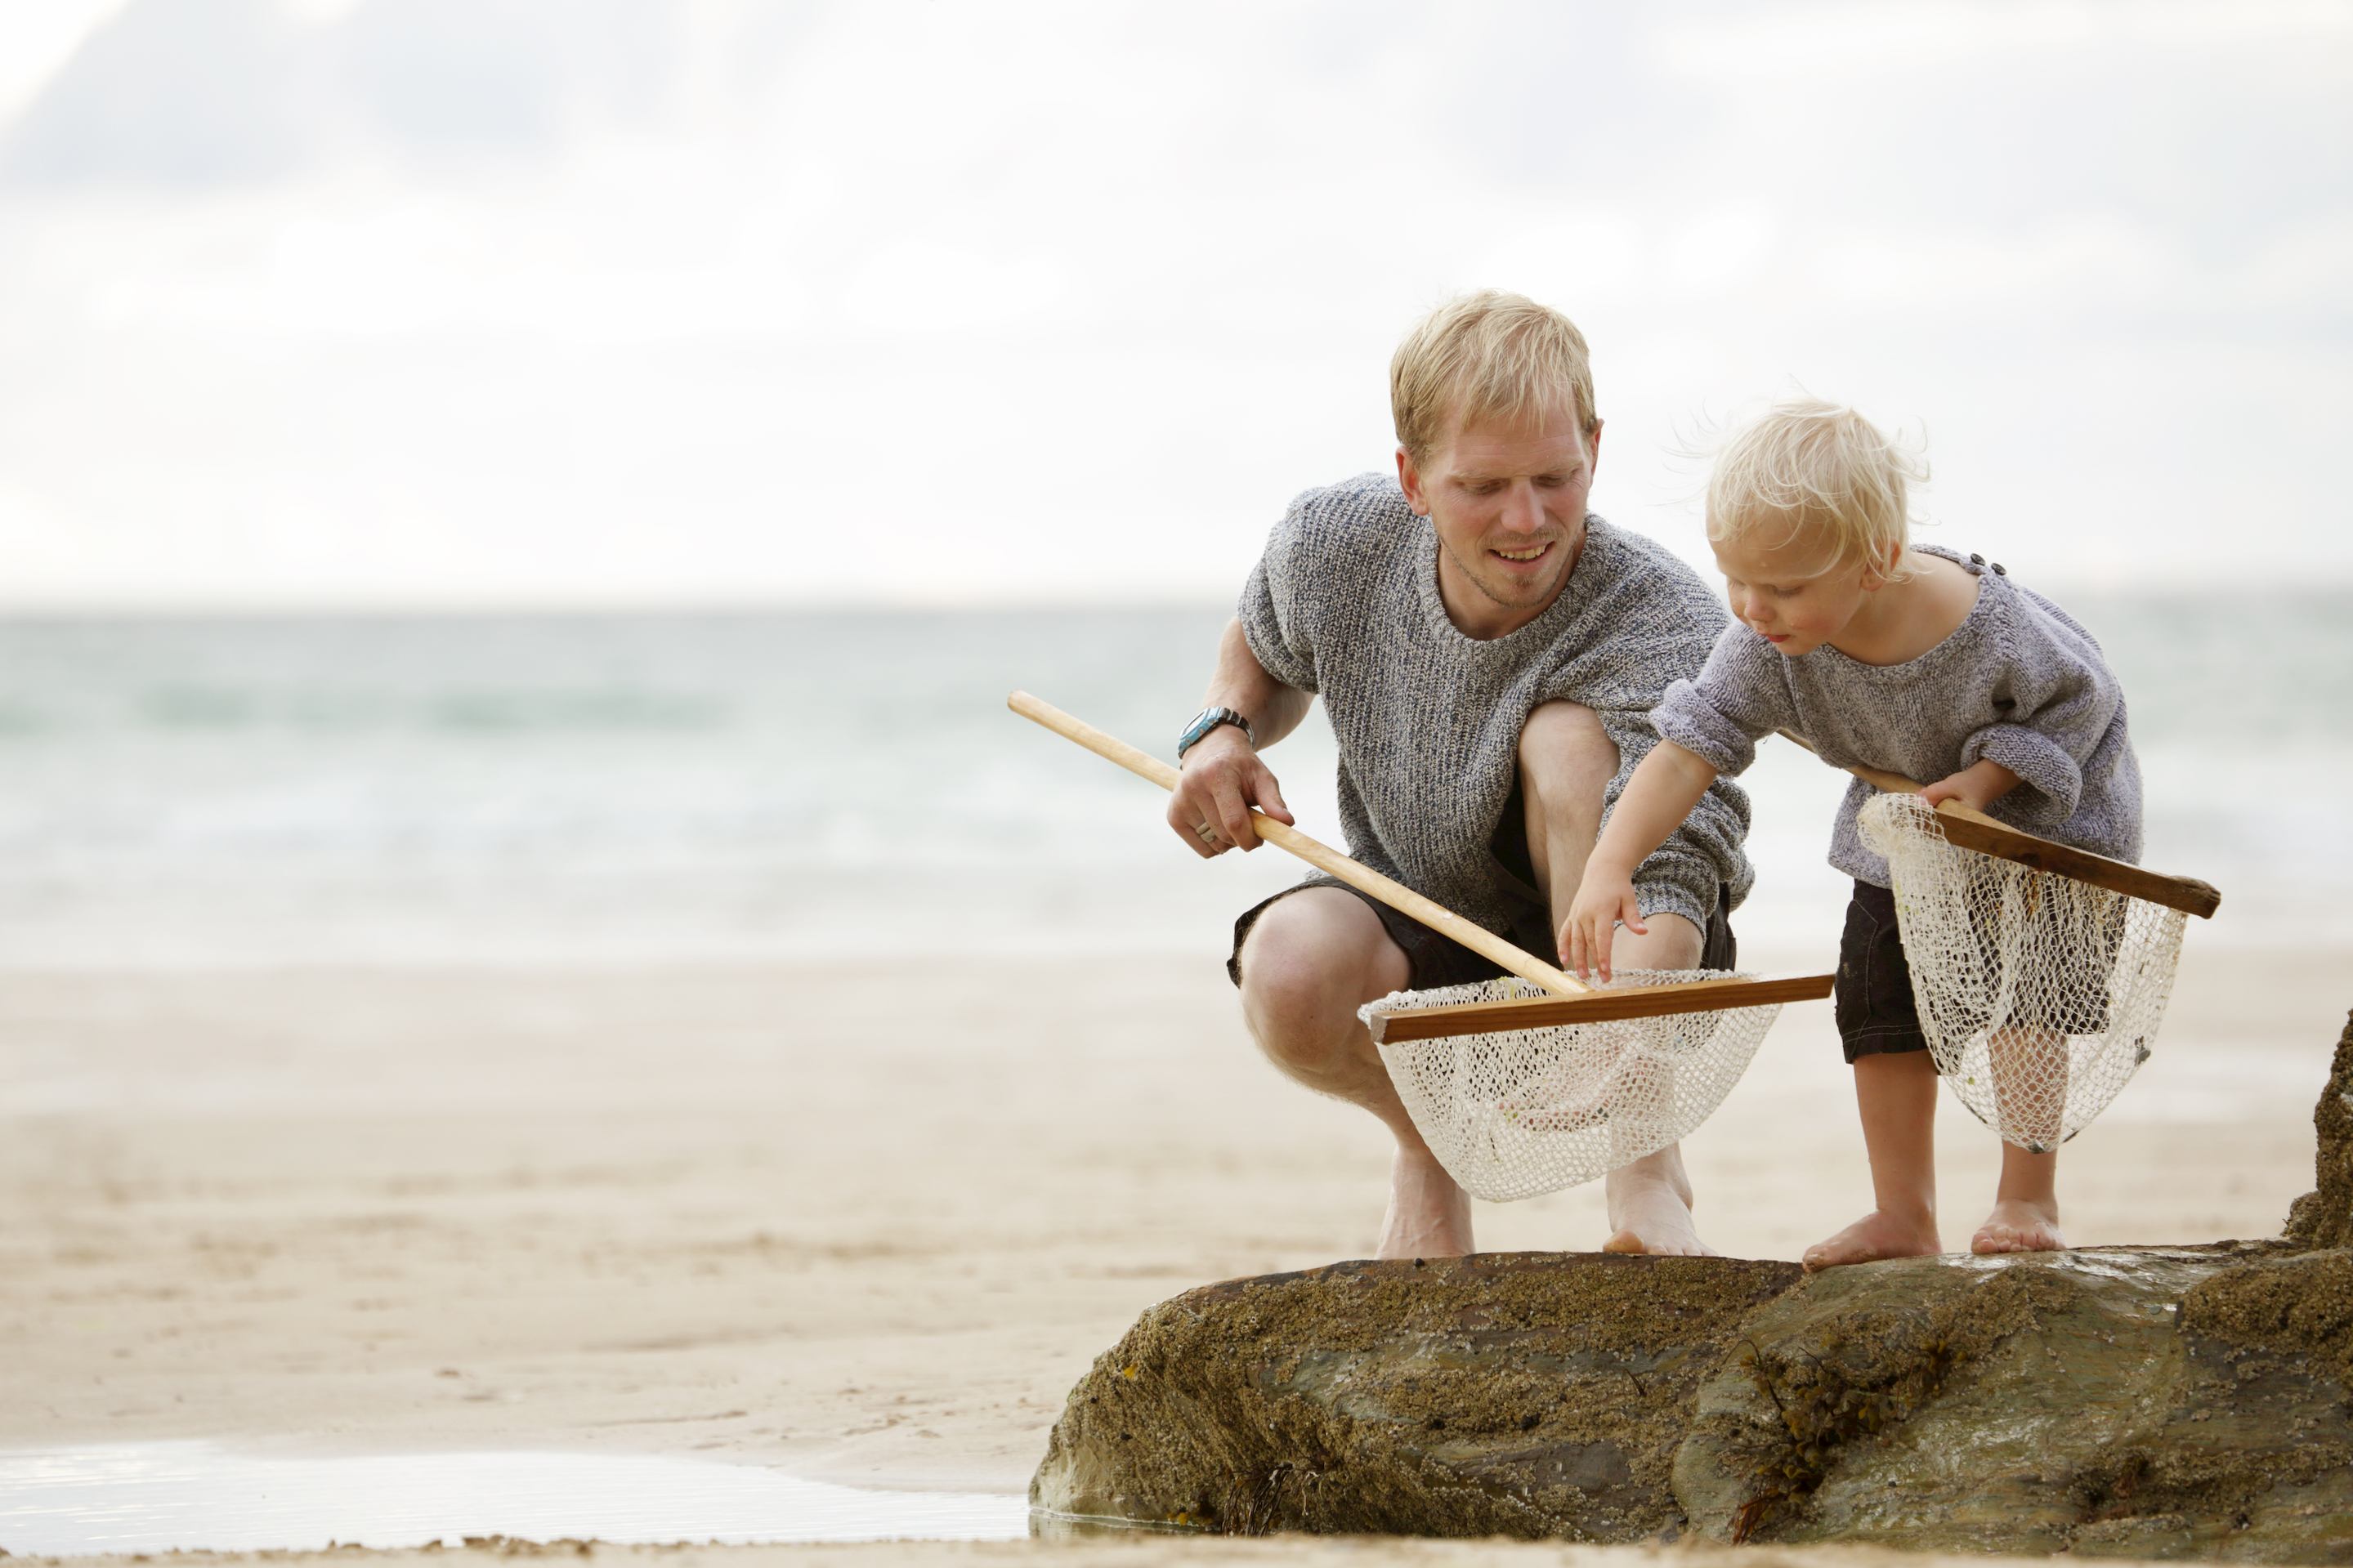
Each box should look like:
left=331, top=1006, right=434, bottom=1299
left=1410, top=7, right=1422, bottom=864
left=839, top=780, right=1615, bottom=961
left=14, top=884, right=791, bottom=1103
left=0, top=596, right=2346, bottom=971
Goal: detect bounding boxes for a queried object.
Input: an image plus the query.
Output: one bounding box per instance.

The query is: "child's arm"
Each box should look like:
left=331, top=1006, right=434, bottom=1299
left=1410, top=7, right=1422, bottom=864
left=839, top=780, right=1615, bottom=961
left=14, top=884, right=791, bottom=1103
left=1921, top=757, right=2023, bottom=811
left=1563, top=740, right=1720, bottom=981
left=1954, top=596, right=2125, bottom=825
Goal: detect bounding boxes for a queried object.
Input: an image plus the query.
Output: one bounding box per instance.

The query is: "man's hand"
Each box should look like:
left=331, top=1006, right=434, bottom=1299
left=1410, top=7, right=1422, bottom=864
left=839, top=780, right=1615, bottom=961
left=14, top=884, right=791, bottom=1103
left=1920, top=758, right=2023, bottom=813
left=1561, top=860, right=1646, bottom=982
left=1168, top=726, right=1294, bottom=858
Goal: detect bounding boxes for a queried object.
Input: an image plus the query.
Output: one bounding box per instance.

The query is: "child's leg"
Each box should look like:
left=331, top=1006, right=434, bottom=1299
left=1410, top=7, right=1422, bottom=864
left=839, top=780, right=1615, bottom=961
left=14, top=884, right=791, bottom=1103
left=1803, top=1050, right=1943, bottom=1270
left=1989, top=1022, right=2065, bottom=1151
left=1973, top=1024, right=2066, bottom=1253
left=1808, top=880, right=1943, bottom=1271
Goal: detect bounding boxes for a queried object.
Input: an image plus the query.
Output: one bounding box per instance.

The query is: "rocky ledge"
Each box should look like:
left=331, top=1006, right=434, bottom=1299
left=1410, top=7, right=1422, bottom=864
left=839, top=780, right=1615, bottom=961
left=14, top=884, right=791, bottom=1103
left=1031, top=1012, right=2353, bottom=1560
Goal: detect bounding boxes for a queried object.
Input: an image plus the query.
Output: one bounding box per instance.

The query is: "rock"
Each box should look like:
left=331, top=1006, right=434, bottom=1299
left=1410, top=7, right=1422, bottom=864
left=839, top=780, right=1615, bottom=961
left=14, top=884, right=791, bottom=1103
left=2285, top=1009, right=2353, bottom=1248
left=1036, top=1010, right=2353, bottom=1554
left=1028, top=1251, right=1801, bottom=1538
left=1679, top=1243, right=2353, bottom=1558
left=1037, top=1244, right=2353, bottom=1554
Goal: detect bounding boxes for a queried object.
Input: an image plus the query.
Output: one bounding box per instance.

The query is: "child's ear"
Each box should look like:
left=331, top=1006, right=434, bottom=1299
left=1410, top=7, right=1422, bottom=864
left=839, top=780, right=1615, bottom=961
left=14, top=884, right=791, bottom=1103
left=1860, top=541, right=1902, bottom=591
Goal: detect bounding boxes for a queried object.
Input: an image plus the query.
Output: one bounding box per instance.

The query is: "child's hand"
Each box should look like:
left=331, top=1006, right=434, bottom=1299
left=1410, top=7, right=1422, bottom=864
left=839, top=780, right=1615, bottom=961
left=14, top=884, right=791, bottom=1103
left=1561, top=867, right=1646, bottom=983
left=1921, top=758, right=2023, bottom=813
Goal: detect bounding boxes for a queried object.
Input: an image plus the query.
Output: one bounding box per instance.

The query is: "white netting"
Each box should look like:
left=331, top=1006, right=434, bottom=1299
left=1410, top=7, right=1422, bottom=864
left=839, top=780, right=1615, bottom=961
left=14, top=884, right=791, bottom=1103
left=1358, top=969, right=1783, bottom=1202
left=1857, top=792, right=2187, bottom=1152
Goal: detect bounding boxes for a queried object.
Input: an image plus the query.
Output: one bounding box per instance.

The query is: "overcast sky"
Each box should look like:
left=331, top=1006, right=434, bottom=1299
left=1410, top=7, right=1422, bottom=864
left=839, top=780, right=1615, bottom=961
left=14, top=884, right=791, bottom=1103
left=1, top=0, right=2347, bottom=609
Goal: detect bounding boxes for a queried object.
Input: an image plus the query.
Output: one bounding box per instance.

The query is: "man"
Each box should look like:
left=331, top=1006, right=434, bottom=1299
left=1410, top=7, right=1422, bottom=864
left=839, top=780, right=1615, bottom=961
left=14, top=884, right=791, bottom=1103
left=1168, top=290, right=1752, bottom=1258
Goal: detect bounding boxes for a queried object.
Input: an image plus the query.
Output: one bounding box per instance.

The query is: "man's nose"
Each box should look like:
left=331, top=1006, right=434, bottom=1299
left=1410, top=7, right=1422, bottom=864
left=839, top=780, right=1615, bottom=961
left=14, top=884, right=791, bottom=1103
left=1500, top=484, right=1544, bottom=534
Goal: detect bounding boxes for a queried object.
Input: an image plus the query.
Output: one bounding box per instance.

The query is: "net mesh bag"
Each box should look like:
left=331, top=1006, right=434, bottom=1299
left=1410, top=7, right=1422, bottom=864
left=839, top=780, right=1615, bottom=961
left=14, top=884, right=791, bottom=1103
left=1856, top=792, right=2187, bottom=1152
left=1358, top=970, right=1783, bottom=1202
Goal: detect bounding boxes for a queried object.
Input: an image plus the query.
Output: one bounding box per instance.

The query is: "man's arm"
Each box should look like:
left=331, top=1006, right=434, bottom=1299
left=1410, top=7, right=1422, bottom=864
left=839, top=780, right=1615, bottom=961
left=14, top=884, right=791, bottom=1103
left=1166, top=617, right=1310, bottom=858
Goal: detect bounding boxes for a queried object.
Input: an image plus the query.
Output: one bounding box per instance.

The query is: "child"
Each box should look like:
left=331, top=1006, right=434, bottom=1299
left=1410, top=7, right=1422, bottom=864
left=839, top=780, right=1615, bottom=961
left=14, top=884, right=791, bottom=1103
left=1561, top=399, right=2143, bottom=1270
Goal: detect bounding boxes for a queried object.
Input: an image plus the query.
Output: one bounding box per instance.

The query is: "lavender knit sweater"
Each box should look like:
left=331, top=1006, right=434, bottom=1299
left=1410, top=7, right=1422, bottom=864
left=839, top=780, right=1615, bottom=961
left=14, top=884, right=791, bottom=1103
left=1651, top=546, right=2144, bottom=889
left=1239, top=472, right=1754, bottom=937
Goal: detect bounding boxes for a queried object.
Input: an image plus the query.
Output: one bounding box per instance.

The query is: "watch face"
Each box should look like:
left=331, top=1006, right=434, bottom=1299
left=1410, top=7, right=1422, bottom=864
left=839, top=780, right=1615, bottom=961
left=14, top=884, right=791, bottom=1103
left=1180, top=708, right=1240, bottom=757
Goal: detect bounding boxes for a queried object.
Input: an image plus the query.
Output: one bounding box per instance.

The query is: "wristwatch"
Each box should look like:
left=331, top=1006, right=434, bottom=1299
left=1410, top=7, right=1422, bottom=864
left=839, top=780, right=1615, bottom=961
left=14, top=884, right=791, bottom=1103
left=1177, top=705, right=1255, bottom=760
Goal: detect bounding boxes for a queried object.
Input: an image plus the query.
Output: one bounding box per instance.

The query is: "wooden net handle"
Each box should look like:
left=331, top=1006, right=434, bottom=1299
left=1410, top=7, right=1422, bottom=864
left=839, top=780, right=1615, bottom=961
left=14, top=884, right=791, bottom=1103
left=1776, top=732, right=2221, bottom=919
left=1009, top=690, right=1593, bottom=997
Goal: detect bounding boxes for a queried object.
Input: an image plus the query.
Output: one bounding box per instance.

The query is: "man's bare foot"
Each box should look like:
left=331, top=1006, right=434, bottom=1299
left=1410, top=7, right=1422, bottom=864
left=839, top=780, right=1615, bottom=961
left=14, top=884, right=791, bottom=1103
left=1971, top=1198, right=2064, bottom=1255
left=1600, top=1150, right=1715, bottom=1256
left=1802, top=1208, right=1941, bottom=1271
left=1376, top=1145, right=1473, bottom=1260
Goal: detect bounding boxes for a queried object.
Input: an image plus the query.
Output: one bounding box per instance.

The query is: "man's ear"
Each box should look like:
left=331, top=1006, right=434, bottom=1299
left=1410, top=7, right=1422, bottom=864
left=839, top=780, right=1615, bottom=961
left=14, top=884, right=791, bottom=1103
left=1395, top=445, right=1429, bottom=517
left=1586, top=417, right=1604, bottom=476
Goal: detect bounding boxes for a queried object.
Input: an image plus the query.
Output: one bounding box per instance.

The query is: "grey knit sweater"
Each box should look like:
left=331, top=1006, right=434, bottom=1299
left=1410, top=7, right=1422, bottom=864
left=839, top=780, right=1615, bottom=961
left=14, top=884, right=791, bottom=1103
left=1652, top=546, right=2143, bottom=889
left=1239, top=472, right=1754, bottom=937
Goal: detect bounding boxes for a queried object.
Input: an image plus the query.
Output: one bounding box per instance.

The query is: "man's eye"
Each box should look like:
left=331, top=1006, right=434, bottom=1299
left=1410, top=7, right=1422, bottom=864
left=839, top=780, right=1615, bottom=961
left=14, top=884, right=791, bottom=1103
left=1469, top=482, right=1502, bottom=496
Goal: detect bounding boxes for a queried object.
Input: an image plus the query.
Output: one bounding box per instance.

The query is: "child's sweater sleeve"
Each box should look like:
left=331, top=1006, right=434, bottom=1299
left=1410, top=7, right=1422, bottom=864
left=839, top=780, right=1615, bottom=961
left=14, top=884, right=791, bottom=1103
left=1650, top=624, right=1795, bottom=779
left=1960, top=594, right=2124, bottom=825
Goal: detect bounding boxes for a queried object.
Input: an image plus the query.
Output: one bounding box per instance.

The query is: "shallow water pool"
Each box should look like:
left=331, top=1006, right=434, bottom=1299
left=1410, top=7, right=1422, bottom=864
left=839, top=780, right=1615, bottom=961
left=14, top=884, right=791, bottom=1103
left=0, top=1442, right=1031, bottom=1557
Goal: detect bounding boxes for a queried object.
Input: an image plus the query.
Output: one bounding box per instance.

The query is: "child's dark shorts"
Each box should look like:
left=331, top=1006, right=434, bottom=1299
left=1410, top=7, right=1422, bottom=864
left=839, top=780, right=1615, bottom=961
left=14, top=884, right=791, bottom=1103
left=1835, top=877, right=2123, bottom=1066
left=1833, top=880, right=1933, bottom=1065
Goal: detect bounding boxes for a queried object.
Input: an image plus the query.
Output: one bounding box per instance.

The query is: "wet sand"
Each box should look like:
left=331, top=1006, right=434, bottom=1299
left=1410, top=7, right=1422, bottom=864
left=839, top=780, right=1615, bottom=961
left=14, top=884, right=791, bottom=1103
left=0, top=943, right=2337, bottom=1562
left=0, top=1539, right=2201, bottom=1568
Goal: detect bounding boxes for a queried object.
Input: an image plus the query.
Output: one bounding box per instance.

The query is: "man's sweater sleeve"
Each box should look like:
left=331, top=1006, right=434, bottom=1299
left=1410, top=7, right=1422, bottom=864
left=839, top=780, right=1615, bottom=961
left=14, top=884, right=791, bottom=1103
left=1961, top=596, right=2125, bottom=827
left=1235, top=494, right=1322, bottom=695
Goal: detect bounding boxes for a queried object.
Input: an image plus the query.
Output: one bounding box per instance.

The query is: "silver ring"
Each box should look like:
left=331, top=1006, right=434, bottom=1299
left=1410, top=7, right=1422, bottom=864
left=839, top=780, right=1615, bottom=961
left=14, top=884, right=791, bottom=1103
left=1196, top=824, right=1219, bottom=842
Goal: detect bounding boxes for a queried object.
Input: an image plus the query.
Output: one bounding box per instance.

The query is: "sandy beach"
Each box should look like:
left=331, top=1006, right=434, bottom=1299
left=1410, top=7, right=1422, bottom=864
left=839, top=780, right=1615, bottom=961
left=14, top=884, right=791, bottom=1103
left=1, top=935, right=2340, bottom=1565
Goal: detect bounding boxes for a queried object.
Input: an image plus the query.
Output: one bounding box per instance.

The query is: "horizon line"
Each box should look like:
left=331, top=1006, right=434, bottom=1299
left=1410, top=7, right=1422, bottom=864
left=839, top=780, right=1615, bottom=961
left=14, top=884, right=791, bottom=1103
left=0, top=577, right=2341, bottom=620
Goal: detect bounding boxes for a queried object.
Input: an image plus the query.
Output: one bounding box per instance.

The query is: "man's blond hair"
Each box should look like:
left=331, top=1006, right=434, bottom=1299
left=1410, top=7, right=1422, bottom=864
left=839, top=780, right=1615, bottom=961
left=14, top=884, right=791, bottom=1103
left=1706, top=399, right=1926, bottom=579
left=1390, top=290, right=1598, bottom=465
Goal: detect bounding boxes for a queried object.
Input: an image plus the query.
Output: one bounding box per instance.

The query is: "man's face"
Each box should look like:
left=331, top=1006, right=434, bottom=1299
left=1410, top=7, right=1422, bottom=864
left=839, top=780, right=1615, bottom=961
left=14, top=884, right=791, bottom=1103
left=1398, top=404, right=1600, bottom=639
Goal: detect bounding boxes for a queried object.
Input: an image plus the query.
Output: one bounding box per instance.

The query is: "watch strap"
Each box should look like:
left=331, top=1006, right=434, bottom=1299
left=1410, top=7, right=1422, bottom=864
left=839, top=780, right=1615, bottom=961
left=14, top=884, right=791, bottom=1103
left=1177, top=705, right=1255, bottom=760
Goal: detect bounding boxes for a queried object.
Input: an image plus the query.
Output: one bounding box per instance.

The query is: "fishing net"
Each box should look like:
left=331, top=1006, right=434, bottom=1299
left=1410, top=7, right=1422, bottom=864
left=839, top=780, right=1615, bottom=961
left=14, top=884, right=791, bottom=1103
left=1358, top=970, right=1785, bottom=1201
left=1857, top=792, right=2187, bottom=1152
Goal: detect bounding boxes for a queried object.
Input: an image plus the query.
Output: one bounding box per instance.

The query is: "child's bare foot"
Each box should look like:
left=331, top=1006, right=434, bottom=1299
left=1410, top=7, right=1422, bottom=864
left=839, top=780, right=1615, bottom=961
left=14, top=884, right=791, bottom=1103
left=1802, top=1208, right=1940, bottom=1271
left=1971, top=1198, right=2064, bottom=1254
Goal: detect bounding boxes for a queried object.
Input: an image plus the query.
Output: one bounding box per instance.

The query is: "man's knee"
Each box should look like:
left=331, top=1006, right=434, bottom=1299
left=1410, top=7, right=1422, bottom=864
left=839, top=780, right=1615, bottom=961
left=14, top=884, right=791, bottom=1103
left=1235, top=891, right=1407, bottom=1070
left=1615, top=909, right=1705, bottom=973
left=1519, top=699, right=1619, bottom=793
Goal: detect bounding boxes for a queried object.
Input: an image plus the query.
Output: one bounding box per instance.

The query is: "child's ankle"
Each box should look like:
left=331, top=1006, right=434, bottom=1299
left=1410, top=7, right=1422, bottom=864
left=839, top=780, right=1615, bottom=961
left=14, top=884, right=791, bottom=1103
left=1989, top=1191, right=2060, bottom=1217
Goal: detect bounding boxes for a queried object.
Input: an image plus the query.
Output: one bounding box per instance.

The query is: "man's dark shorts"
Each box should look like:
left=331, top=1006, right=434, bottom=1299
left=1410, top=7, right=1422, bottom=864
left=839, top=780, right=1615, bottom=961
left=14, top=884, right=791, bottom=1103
left=1227, top=778, right=1736, bottom=991
left=1833, top=877, right=2120, bottom=1066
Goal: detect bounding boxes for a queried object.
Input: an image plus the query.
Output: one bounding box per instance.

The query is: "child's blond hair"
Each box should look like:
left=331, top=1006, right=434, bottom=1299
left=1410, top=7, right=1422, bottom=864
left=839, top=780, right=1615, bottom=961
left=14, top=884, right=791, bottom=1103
left=1706, top=399, right=1926, bottom=580
left=1390, top=291, right=1597, bottom=465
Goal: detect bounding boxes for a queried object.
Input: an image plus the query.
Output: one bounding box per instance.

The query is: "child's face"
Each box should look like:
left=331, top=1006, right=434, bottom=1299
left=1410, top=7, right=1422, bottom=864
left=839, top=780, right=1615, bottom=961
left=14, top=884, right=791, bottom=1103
left=1710, top=527, right=1877, bottom=658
